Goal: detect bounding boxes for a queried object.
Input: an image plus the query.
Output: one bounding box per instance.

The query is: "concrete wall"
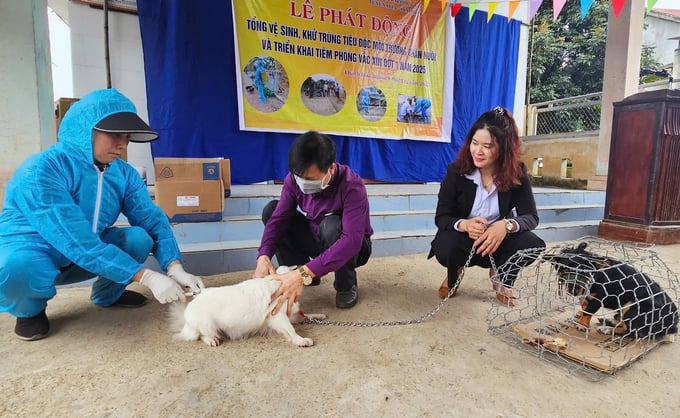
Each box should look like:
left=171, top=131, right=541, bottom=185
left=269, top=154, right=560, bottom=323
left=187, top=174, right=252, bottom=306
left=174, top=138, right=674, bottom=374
left=67, top=1, right=154, bottom=183
left=643, top=10, right=680, bottom=66
left=0, top=0, right=55, bottom=207
left=521, top=132, right=599, bottom=180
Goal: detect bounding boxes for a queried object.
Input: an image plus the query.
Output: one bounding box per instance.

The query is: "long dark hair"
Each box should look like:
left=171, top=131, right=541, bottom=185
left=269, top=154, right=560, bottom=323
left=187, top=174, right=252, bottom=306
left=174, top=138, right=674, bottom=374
left=453, top=107, right=523, bottom=191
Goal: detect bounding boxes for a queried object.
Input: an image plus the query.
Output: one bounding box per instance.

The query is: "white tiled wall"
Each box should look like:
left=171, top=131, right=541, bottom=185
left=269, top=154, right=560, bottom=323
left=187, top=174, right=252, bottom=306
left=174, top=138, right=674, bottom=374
left=68, top=1, right=155, bottom=183
left=0, top=0, right=55, bottom=207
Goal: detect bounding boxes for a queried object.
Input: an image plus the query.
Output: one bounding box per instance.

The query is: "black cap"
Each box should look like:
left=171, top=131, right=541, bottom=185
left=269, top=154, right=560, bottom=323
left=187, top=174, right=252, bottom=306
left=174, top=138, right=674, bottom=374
left=93, top=112, right=159, bottom=143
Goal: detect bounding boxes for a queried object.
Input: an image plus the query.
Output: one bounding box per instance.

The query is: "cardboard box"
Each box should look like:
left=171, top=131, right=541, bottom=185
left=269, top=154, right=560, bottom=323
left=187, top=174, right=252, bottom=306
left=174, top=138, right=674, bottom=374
left=220, top=158, right=232, bottom=198
left=154, top=158, right=224, bottom=222
left=55, top=97, right=79, bottom=137
left=511, top=311, right=671, bottom=374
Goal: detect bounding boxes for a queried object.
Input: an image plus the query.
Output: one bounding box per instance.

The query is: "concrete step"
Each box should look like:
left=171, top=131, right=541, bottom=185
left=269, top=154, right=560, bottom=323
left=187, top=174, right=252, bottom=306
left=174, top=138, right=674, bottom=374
left=534, top=204, right=604, bottom=223
left=532, top=189, right=606, bottom=206
left=150, top=219, right=601, bottom=276
left=218, top=184, right=606, bottom=216
left=166, top=204, right=603, bottom=245
left=139, top=184, right=605, bottom=275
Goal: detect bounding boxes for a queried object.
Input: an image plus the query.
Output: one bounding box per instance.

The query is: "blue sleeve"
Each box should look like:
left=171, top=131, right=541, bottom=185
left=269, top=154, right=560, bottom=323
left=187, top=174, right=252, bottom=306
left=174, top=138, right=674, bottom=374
left=120, top=166, right=181, bottom=271
left=14, top=157, right=142, bottom=283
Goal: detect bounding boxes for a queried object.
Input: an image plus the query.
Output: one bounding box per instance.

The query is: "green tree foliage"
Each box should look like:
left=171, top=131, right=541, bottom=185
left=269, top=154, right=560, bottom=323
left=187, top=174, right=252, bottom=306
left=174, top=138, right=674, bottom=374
left=529, top=1, right=608, bottom=103
left=529, top=1, right=662, bottom=104
left=640, top=44, right=666, bottom=83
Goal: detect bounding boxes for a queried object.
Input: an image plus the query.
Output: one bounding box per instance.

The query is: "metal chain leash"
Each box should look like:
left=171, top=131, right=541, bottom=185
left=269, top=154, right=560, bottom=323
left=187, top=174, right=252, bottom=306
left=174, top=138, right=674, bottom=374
left=303, top=247, right=486, bottom=327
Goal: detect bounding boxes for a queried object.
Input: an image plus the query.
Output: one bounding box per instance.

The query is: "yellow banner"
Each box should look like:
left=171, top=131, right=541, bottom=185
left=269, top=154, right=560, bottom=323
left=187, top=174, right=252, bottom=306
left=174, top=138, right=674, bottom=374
left=232, top=0, right=450, bottom=142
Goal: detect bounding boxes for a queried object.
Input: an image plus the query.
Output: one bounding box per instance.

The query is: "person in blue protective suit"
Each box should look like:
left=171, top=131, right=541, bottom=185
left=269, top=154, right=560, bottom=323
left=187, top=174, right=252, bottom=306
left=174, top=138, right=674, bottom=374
left=254, top=60, right=267, bottom=103
left=0, top=88, right=205, bottom=341
left=361, top=90, right=370, bottom=114
left=413, top=97, right=432, bottom=123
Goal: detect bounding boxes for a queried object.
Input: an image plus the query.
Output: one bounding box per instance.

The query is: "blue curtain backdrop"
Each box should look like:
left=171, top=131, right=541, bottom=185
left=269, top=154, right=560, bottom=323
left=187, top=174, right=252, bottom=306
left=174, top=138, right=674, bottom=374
left=136, top=2, right=520, bottom=185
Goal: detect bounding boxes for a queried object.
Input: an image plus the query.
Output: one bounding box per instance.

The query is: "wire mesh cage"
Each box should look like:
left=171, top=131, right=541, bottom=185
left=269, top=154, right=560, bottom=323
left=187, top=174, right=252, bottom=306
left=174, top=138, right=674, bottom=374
left=487, top=237, right=680, bottom=381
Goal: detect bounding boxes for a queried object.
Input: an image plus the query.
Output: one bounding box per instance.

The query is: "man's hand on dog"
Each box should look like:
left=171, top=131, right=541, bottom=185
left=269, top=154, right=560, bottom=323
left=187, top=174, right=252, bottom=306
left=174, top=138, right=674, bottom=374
left=254, top=255, right=277, bottom=278
left=471, top=219, right=509, bottom=257
left=270, top=270, right=304, bottom=316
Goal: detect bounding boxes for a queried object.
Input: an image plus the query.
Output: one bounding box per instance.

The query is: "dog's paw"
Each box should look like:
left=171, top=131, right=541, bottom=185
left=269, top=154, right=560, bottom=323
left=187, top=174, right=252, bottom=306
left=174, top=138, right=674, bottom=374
left=596, top=325, right=615, bottom=336
left=305, top=313, right=327, bottom=320
left=201, top=335, right=222, bottom=347
left=595, top=318, right=621, bottom=336
left=572, top=321, right=589, bottom=332
left=293, top=337, right=314, bottom=347
left=559, top=316, right=589, bottom=332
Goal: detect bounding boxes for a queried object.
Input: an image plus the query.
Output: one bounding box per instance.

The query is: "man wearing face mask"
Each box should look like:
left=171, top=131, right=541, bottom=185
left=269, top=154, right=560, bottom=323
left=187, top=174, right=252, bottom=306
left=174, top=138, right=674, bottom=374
left=254, top=131, right=373, bottom=312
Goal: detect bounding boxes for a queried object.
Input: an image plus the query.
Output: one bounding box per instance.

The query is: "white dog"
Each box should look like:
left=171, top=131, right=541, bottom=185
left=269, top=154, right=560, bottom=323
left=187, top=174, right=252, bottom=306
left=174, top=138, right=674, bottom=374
left=168, top=266, right=326, bottom=347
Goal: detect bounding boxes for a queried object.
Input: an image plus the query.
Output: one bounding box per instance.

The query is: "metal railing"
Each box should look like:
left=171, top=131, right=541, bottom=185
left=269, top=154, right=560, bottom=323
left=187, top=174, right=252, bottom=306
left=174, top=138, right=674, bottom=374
left=526, top=93, right=603, bottom=136
left=526, top=80, right=671, bottom=136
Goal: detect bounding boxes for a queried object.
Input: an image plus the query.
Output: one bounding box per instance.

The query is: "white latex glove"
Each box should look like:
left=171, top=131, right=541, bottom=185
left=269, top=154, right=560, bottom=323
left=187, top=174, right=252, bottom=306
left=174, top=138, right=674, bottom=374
left=139, top=269, right=186, bottom=304
left=167, top=264, right=205, bottom=294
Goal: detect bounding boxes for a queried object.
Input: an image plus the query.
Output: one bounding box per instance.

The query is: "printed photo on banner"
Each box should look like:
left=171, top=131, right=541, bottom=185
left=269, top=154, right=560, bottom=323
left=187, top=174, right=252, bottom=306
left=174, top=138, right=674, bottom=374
left=232, top=0, right=454, bottom=142
left=242, top=56, right=289, bottom=113
left=397, top=94, right=431, bottom=124
left=356, top=86, right=387, bottom=122
left=300, top=74, right=346, bottom=116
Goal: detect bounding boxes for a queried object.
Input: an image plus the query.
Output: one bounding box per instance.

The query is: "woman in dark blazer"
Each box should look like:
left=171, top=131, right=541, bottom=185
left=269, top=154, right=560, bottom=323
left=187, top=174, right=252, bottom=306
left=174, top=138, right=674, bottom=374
left=429, top=107, right=545, bottom=304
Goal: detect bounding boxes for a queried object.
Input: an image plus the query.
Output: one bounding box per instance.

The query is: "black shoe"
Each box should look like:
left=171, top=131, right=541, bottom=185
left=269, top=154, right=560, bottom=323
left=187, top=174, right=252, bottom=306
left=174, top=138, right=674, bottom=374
left=15, top=309, right=50, bottom=341
left=336, top=285, right=358, bottom=309
left=111, top=290, right=148, bottom=308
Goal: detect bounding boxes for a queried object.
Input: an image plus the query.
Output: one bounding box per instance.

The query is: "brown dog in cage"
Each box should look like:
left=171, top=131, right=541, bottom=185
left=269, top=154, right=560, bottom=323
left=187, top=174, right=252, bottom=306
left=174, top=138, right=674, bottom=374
left=549, top=242, right=679, bottom=339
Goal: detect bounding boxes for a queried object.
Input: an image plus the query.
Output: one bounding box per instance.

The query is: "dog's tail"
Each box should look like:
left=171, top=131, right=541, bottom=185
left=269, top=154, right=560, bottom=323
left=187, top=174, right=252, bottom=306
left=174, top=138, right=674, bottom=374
left=166, top=301, right=187, bottom=333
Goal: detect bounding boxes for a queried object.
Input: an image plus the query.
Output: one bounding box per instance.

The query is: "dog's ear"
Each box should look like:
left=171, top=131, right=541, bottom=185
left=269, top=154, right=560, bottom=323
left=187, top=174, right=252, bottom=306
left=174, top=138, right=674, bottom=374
left=577, top=242, right=588, bottom=251
left=547, top=253, right=570, bottom=268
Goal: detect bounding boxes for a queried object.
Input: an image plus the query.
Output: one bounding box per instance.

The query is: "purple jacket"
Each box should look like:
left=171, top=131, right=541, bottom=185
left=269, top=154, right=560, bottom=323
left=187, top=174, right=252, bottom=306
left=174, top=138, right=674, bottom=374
left=258, top=163, right=373, bottom=277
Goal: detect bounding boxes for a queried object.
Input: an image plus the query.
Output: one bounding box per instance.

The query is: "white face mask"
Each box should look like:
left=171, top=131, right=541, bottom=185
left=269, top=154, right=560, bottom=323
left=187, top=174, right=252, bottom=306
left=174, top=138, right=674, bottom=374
left=295, top=170, right=330, bottom=194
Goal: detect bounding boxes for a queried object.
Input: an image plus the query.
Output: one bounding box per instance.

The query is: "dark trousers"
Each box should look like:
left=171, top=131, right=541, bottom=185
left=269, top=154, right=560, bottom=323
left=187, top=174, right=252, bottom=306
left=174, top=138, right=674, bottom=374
left=262, top=200, right=371, bottom=291
left=429, top=228, right=545, bottom=288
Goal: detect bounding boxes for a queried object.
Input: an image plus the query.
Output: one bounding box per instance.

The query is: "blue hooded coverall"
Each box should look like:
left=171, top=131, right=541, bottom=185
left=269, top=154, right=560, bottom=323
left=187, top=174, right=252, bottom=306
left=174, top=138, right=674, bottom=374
left=254, top=61, right=267, bottom=103
left=362, top=91, right=370, bottom=113
left=413, top=98, right=432, bottom=123
left=0, top=88, right=182, bottom=317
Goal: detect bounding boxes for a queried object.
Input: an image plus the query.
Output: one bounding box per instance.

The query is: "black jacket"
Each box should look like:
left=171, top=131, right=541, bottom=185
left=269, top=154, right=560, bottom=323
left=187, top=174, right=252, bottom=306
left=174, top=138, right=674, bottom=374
left=434, top=163, right=539, bottom=232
